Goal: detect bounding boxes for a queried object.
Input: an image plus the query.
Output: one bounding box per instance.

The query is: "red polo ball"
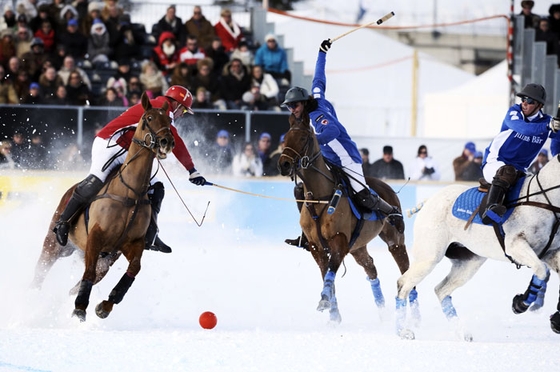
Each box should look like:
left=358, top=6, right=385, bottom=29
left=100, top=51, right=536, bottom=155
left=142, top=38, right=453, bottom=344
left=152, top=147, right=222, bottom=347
left=199, top=311, right=217, bottom=329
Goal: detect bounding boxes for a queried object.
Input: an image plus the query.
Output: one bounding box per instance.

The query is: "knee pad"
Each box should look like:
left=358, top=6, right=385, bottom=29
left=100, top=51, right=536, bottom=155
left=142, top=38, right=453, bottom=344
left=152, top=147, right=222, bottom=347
left=494, top=165, right=518, bottom=187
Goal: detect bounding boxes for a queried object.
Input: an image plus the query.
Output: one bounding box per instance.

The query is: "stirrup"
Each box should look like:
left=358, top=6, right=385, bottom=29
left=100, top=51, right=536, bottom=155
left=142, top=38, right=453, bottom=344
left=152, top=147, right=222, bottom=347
left=481, top=204, right=506, bottom=224
left=53, top=221, right=70, bottom=246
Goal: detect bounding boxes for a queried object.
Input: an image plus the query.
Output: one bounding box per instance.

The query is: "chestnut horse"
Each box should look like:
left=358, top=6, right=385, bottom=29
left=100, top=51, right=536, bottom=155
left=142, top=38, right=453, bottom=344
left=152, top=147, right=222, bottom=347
left=278, top=116, right=417, bottom=323
left=32, top=92, right=175, bottom=321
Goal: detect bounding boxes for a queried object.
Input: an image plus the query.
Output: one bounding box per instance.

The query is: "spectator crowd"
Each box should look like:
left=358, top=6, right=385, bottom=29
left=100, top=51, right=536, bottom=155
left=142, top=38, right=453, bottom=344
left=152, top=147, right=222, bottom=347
left=0, top=1, right=290, bottom=111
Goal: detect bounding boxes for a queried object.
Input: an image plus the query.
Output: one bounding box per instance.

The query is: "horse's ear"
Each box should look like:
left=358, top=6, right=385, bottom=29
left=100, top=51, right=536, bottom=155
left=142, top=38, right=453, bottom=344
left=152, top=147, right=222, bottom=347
left=162, top=100, right=169, bottom=113
left=141, top=92, right=151, bottom=111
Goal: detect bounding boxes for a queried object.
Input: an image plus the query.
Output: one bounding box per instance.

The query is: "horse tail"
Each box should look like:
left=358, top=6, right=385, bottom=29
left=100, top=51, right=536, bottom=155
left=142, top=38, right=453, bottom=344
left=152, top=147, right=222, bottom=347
left=406, top=200, right=425, bottom=218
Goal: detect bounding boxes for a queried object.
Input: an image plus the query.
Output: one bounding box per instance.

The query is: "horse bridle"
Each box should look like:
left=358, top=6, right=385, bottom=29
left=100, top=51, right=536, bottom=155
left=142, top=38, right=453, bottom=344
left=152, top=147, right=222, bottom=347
left=132, top=111, right=173, bottom=152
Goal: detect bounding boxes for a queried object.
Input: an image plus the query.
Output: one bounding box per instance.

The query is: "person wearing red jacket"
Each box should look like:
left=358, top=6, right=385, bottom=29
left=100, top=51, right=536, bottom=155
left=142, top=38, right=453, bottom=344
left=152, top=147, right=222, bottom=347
left=152, top=31, right=180, bottom=76
left=53, top=85, right=206, bottom=253
left=213, top=8, right=243, bottom=53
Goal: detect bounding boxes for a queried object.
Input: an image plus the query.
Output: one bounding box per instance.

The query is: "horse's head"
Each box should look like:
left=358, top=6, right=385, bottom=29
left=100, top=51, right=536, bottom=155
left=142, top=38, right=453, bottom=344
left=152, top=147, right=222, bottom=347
left=137, top=92, right=175, bottom=159
left=278, top=115, right=317, bottom=177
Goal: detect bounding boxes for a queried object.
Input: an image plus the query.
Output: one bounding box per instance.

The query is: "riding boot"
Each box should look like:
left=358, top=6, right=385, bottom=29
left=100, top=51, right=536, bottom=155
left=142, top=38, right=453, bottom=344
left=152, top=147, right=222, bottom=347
left=53, top=174, right=104, bottom=246
left=481, top=179, right=509, bottom=224
left=481, top=165, right=518, bottom=225
left=355, top=188, right=405, bottom=234
left=144, top=182, right=172, bottom=253
left=285, top=182, right=310, bottom=250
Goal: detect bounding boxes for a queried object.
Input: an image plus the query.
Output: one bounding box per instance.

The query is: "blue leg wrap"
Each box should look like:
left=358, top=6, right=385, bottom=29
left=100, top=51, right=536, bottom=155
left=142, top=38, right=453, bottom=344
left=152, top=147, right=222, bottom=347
left=441, top=295, right=458, bottom=319
left=409, top=288, right=418, bottom=304
left=525, top=274, right=547, bottom=305
left=321, top=270, right=336, bottom=299
left=396, top=296, right=407, bottom=309
left=368, top=277, right=385, bottom=307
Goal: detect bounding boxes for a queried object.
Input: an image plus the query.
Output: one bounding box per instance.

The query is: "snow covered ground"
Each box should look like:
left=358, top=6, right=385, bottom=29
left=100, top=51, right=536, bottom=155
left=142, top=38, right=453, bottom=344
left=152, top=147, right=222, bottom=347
left=1, top=175, right=560, bottom=372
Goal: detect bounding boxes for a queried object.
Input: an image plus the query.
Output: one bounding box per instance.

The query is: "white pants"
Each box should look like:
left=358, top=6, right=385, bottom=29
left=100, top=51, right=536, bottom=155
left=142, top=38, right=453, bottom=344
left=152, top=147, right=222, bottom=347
left=482, top=160, right=505, bottom=184
left=89, top=136, right=160, bottom=185
left=343, top=161, right=368, bottom=193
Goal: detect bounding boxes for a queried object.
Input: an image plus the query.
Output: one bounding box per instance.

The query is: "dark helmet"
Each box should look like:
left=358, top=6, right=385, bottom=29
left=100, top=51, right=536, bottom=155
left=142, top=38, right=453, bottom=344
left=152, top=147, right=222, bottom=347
left=282, top=86, right=309, bottom=106
left=516, top=83, right=546, bottom=105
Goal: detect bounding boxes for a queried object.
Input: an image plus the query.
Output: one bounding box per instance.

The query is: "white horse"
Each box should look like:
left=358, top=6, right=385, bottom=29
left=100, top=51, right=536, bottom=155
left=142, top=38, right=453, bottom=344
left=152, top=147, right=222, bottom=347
left=396, top=154, right=560, bottom=341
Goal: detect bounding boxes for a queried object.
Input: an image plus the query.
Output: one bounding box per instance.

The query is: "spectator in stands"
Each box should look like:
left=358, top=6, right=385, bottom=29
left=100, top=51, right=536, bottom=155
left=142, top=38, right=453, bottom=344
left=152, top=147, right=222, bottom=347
left=520, top=0, right=540, bottom=29
left=106, top=58, right=131, bottom=96
left=127, top=75, right=142, bottom=96
left=12, top=68, right=31, bottom=102
left=254, top=33, right=291, bottom=85
left=458, top=150, right=484, bottom=181
left=265, top=133, right=286, bottom=177
left=79, top=1, right=103, bottom=38
left=154, top=5, right=185, bottom=46
left=191, top=86, right=213, bottom=109
left=151, top=30, right=180, bottom=77
left=21, top=37, right=48, bottom=82
left=221, top=57, right=251, bottom=110
left=101, top=0, right=123, bottom=23
left=34, top=19, right=56, bottom=56
left=191, top=57, right=226, bottom=110
left=0, top=65, right=18, bottom=103
left=179, top=34, right=206, bottom=75
left=127, top=89, right=141, bottom=107
left=185, top=5, right=215, bottom=51
left=65, top=69, right=91, bottom=105
left=6, top=56, right=21, bottom=83
left=250, top=64, right=280, bottom=111
left=16, top=13, right=29, bottom=30
left=98, top=86, right=125, bottom=107
left=47, top=0, right=65, bottom=27
left=56, top=142, right=86, bottom=171
left=26, top=132, right=47, bottom=169
left=548, top=4, right=560, bottom=39
left=45, top=83, right=69, bottom=105
left=170, top=61, right=192, bottom=90
left=536, top=18, right=560, bottom=65
left=38, top=65, right=63, bottom=100
left=16, top=0, right=38, bottom=22
left=106, top=79, right=128, bottom=106
left=1, top=4, right=17, bottom=32
left=408, top=144, right=440, bottom=181
left=214, top=7, right=244, bottom=53
left=241, top=86, right=268, bottom=111
left=231, top=40, right=254, bottom=69
left=205, top=129, right=234, bottom=174
left=256, top=132, right=274, bottom=176
left=57, top=55, right=91, bottom=89
left=87, top=18, right=111, bottom=66
left=110, top=13, right=143, bottom=62
left=139, top=60, right=169, bottom=98
left=359, top=148, right=374, bottom=177
left=15, top=25, right=33, bottom=58
left=453, top=141, right=477, bottom=181
left=205, top=36, right=229, bottom=76
left=58, top=18, right=88, bottom=59
left=22, top=81, right=42, bottom=104
left=0, top=140, right=16, bottom=169
left=9, top=127, right=26, bottom=166
left=29, top=3, right=55, bottom=33
left=529, top=148, right=549, bottom=174
left=232, top=142, right=263, bottom=177
left=370, top=145, right=405, bottom=180
left=57, top=3, right=79, bottom=34
left=0, top=29, right=16, bottom=69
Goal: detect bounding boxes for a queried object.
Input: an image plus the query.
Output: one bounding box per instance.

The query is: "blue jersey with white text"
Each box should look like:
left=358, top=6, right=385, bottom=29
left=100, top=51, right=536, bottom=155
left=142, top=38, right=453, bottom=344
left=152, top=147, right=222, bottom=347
left=308, top=51, right=362, bottom=166
left=482, top=104, right=559, bottom=171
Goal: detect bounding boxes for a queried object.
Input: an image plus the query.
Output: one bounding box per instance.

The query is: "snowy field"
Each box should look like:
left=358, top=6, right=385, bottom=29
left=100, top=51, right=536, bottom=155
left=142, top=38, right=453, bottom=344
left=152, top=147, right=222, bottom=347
left=1, top=174, right=560, bottom=372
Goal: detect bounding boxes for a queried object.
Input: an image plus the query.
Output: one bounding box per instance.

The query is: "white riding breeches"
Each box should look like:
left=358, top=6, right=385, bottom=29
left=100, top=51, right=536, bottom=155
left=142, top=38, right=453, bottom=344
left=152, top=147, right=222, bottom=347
left=482, top=160, right=506, bottom=184
left=343, top=161, right=368, bottom=193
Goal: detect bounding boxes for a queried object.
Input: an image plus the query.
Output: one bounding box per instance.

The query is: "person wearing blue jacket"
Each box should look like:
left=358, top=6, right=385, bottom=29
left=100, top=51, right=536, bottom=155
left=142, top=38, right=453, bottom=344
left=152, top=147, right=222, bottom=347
left=481, top=83, right=560, bottom=224
left=283, top=39, right=404, bottom=249
left=254, top=34, right=291, bottom=83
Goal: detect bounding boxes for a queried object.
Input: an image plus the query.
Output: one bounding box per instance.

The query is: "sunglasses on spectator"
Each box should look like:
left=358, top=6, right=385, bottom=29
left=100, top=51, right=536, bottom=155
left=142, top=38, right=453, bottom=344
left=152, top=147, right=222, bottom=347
left=521, top=96, right=537, bottom=104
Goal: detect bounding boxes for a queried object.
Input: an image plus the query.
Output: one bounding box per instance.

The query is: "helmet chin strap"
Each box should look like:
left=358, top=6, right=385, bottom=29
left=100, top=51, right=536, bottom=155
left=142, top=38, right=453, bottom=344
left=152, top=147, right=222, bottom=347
left=171, top=102, right=186, bottom=119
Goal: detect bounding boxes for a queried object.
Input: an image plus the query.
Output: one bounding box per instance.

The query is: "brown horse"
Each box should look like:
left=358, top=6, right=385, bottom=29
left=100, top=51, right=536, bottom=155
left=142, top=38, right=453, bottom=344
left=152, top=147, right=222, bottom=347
left=32, top=92, right=175, bottom=322
left=278, top=116, right=418, bottom=323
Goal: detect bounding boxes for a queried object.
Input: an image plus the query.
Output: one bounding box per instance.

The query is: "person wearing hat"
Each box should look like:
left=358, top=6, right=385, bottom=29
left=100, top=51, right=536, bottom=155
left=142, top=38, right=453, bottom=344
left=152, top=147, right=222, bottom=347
left=254, top=33, right=291, bottom=85
left=1, top=4, right=17, bottom=30
left=481, top=83, right=560, bottom=224
left=52, top=85, right=206, bottom=254
left=282, top=39, right=404, bottom=249
left=453, top=141, right=477, bottom=181
left=256, top=132, right=274, bottom=175
left=528, top=148, right=550, bottom=174
left=520, top=1, right=540, bottom=29
left=370, top=145, right=405, bottom=180
left=57, top=17, right=88, bottom=59
left=22, top=81, right=42, bottom=104
left=205, top=129, right=234, bottom=175
left=20, top=36, right=48, bottom=81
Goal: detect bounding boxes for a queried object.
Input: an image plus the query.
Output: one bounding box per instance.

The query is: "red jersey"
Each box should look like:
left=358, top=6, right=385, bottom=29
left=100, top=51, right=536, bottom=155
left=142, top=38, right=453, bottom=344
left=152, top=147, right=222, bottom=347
left=96, top=96, right=195, bottom=171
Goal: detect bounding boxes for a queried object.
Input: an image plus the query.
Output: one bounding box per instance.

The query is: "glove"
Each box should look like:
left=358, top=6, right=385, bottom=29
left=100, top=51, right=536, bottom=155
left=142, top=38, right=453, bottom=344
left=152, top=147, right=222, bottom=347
left=550, top=118, right=560, bottom=133
left=320, top=39, right=332, bottom=53
left=423, top=167, right=435, bottom=175
left=189, top=168, right=206, bottom=186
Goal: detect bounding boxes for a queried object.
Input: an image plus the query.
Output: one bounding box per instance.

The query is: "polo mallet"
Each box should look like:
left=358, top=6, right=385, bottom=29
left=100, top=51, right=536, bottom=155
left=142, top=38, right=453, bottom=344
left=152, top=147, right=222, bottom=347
left=330, top=11, right=395, bottom=43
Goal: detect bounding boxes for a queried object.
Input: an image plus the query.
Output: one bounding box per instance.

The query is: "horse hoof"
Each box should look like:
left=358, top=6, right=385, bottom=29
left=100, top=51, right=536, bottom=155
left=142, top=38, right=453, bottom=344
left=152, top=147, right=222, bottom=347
left=317, top=299, right=331, bottom=312
left=512, top=294, right=529, bottom=314
left=398, top=328, right=415, bottom=340
left=95, top=301, right=112, bottom=319
left=550, top=312, right=560, bottom=334
left=72, top=309, right=86, bottom=322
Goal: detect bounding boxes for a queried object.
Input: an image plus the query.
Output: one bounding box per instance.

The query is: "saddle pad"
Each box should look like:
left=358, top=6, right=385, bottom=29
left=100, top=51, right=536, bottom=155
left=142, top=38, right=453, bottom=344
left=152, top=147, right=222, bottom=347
left=452, top=180, right=523, bottom=225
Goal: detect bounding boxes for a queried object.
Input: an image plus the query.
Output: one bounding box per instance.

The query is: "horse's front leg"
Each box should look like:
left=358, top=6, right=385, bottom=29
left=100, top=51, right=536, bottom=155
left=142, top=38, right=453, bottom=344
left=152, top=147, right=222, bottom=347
left=95, top=241, right=143, bottom=319
left=316, top=234, right=348, bottom=323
